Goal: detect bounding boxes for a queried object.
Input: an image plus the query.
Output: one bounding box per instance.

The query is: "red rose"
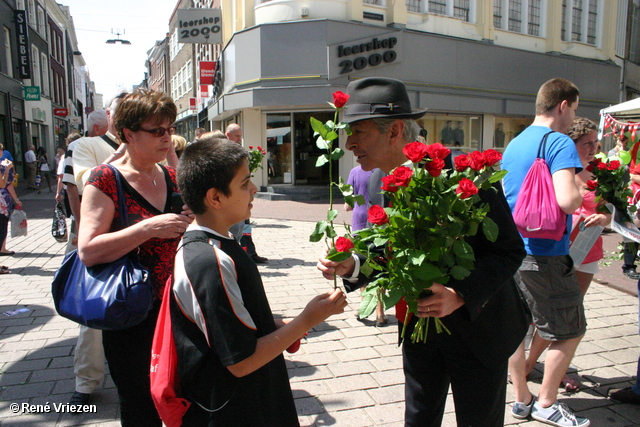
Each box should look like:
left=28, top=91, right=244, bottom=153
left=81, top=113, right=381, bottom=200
left=454, top=154, right=471, bottom=172
left=426, top=143, right=451, bottom=160
left=586, top=180, right=598, bottom=190
left=392, top=166, right=413, bottom=187
left=597, top=162, right=608, bottom=170
left=469, top=151, right=486, bottom=171
left=607, top=160, right=621, bottom=170
left=381, top=175, right=399, bottom=192
left=257, top=146, right=263, bottom=151
left=483, top=149, right=502, bottom=167
left=249, top=146, right=254, bottom=150
left=403, top=141, right=429, bottom=163
left=586, top=164, right=595, bottom=172
left=368, top=205, right=389, bottom=225
left=335, top=236, right=354, bottom=253
left=332, top=91, right=349, bottom=108
left=424, top=158, right=445, bottom=177
left=456, top=178, right=479, bottom=199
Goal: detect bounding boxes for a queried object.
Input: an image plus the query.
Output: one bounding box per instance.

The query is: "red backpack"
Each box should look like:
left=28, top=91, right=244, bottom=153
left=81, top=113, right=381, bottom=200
left=150, top=279, right=190, bottom=427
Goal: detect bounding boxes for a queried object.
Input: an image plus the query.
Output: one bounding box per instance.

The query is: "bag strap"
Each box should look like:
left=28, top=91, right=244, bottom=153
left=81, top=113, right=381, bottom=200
left=105, top=164, right=130, bottom=230
left=536, top=131, right=555, bottom=160
left=101, top=134, right=120, bottom=151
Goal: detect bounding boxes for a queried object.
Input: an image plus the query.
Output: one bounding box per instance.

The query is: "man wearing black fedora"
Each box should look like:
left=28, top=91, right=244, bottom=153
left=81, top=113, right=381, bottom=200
left=318, top=77, right=529, bottom=426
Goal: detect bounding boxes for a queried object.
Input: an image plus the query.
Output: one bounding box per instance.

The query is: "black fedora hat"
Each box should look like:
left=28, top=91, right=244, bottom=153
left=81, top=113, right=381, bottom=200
left=343, top=77, right=428, bottom=124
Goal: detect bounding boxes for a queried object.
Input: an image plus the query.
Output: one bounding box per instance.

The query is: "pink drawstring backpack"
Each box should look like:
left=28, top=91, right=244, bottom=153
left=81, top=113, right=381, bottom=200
left=513, top=131, right=566, bottom=241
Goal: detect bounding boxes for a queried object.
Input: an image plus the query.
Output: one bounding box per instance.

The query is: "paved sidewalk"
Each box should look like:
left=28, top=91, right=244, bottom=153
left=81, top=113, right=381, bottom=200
left=0, top=194, right=638, bottom=426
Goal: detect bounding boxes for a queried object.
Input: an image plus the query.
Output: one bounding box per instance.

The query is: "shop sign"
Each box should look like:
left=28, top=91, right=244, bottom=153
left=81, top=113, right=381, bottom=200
left=200, top=61, right=216, bottom=85
left=200, top=85, right=209, bottom=98
left=23, top=86, right=40, bottom=101
left=54, top=108, right=69, bottom=117
left=85, top=106, right=93, bottom=114
left=189, top=98, right=197, bottom=111
left=69, top=116, right=81, bottom=125
left=328, top=32, right=402, bottom=80
left=177, top=9, right=222, bottom=44
left=14, top=11, right=31, bottom=79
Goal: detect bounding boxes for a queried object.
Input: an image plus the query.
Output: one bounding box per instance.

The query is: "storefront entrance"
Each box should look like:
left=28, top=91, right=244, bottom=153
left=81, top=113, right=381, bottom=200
left=266, top=111, right=336, bottom=186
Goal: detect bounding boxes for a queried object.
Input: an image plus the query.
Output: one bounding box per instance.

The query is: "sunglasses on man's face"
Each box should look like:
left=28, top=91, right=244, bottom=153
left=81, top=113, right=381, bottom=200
left=138, top=126, right=176, bottom=138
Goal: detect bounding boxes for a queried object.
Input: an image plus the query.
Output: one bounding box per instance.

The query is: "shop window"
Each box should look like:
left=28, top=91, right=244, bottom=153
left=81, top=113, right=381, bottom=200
left=417, top=0, right=472, bottom=21
left=266, top=113, right=292, bottom=184
left=293, top=112, right=335, bottom=185
left=415, top=115, right=482, bottom=151
left=492, top=117, right=532, bottom=150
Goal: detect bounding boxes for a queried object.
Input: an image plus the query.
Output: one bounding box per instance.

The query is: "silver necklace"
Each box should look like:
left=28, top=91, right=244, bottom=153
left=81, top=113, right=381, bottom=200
left=139, top=166, right=157, bottom=186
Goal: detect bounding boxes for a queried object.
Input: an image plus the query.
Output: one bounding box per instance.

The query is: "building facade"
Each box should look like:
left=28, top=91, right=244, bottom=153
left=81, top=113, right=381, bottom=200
left=202, top=0, right=624, bottom=190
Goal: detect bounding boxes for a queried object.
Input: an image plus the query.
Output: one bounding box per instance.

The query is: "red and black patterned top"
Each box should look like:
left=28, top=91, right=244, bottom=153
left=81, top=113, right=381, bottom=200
left=86, top=164, right=180, bottom=299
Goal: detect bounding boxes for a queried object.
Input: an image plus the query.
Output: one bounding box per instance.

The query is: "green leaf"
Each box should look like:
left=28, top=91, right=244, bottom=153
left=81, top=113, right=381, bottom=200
left=358, top=286, right=380, bottom=319
left=482, top=217, right=499, bottom=242
left=360, top=262, right=374, bottom=277
left=326, top=226, right=337, bottom=239
left=309, top=221, right=328, bottom=242
left=326, top=250, right=353, bottom=262
left=488, top=169, right=508, bottom=183
left=331, top=148, right=345, bottom=160
left=374, top=236, right=389, bottom=247
left=316, top=136, right=329, bottom=150
left=413, top=262, right=443, bottom=282
left=453, top=240, right=475, bottom=260
left=450, top=265, right=471, bottom=280
left=327, top=209, right=339, bottom=221
left=351, top=194, right=365, bottom=206
left=316, top=154, right=329, bottom=167
left=310, top=117, right=328, bottom=139
left=326, top=131, right=338, bottom=142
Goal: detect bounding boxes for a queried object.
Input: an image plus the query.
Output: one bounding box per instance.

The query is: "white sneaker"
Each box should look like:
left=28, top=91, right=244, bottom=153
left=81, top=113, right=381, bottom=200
left=531, top=400, right=590, bottom=427
left=512, top=395, right=536, bottom=419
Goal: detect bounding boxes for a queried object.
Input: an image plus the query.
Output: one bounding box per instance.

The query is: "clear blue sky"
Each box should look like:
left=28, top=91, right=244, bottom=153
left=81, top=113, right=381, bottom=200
left=59, top=0, right=178, bottom=105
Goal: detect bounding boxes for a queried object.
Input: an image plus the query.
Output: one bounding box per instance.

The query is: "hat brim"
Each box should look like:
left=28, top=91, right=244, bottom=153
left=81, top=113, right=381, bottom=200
left=343, top=108, right=428, bottom=124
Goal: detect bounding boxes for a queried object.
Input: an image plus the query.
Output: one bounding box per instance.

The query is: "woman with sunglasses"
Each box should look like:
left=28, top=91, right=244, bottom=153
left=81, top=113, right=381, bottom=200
left=78, top=89, right=192, bottom=426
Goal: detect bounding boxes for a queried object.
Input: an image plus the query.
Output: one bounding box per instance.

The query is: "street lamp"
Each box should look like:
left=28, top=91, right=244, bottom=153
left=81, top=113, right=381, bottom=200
left=106, top=29, right=131, bottom=45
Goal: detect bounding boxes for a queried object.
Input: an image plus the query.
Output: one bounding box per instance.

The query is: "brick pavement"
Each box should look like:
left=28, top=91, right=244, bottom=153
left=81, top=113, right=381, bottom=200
left=0, top=192, right=637, bottom=426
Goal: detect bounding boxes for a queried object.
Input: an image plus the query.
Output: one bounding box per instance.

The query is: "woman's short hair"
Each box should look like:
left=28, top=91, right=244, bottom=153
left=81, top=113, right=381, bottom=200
left=114, top=89, right=177, bottom=143
left=177, top=137, right=249, bottom=215
left=566, top=117, right=598, bottom=142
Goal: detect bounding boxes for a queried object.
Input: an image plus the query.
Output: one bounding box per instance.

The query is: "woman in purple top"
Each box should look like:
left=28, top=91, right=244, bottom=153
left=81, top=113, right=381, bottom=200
left=345, top=165, right=387, bottom=326
left=345, top=165, right=373, bottom=231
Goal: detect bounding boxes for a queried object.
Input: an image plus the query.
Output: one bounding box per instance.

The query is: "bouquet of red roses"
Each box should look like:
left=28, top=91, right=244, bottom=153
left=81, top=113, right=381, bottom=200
left=248, top=146, right=267, bottom=175
left=335, top=143, right=506, bottom=342
left=586, top=155, right=635, bottom=222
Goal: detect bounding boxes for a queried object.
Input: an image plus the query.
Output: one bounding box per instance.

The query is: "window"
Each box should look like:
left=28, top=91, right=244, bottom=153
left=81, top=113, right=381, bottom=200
left=31, top=45, right=40, bottom=88
left=16, top=0, right=25, bottom=10
left=3, top=27, right=12, bottom=78
left=406, top=0, right=420, bottom=12
left=171, top=61, right=193, bottom=100
left=40, top=52, right=49, bottom=96
left=562, top=0, right=599, bottom=45
left=429, top=0, right=447, bottom=15
left=37, top=6, right=46, bottom=37
left=423, top=0, right=471, bottom=21
left=170, top=30, right=182, bottom=60
left=494, top=0, right=503, bottom=28
left=365, top=0, right=384, bottom=4
left=27, top=0, right=35, bottom=28
left=453, top=0, right=470, bottom=20
left=494, top=0, right=543, bottom=36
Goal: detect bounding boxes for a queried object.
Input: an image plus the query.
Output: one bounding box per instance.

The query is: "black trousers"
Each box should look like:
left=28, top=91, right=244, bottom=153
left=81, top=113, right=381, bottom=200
left=403, top=321, right=507, bottom=427
left=102, top=303, right=161, bottom=427
left=0, top=214, right=8, bottom=247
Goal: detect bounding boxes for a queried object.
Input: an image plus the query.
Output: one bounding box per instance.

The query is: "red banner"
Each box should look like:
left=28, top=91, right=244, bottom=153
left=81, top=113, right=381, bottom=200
left=200, top=85, right=209, bottom=98
left=199, top=61, right=216, bottom=85
left=189, top=98, right=197, bottom=111
left=54, top=108, right=68, bottom=117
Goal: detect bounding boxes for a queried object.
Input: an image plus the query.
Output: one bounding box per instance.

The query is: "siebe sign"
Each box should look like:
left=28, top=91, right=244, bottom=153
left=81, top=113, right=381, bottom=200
left=177, top=9, right=222, bottom=44
left=329, top=33, right=402, bottom=79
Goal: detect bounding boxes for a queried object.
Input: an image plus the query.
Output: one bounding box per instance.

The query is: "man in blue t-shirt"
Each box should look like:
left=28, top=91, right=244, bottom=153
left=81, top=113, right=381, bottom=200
left=502, top=78, right=590, bottom=427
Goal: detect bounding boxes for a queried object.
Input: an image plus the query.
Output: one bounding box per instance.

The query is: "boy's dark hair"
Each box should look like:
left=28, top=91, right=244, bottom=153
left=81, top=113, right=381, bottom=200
left=535, top=78, right=580, bottom=116
left=177, top=137, right=249, bottom=214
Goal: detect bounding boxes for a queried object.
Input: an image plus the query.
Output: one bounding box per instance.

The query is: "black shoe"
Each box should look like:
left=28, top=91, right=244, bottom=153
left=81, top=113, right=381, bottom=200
left=609, top=387, right=640, bottom=404
left=622, top=268, right=640, bottom=280
left=251, top=255, right=269, bottom=264
left=69, top=391, right=90, bottom=406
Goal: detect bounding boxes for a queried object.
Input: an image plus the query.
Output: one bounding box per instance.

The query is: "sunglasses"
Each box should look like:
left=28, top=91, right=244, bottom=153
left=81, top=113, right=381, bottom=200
left=138, top=126, right=176, bottom=138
